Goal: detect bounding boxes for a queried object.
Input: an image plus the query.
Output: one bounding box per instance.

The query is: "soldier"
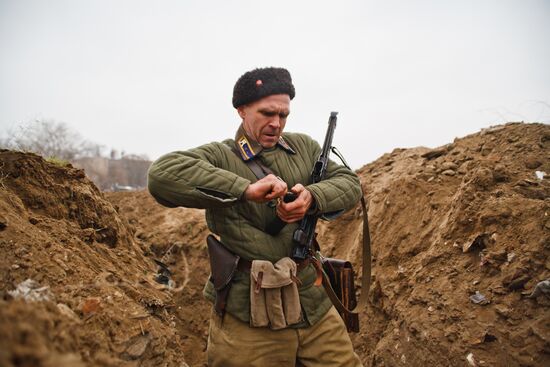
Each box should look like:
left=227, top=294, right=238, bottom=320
left=148, top=67, right=363, bottom=366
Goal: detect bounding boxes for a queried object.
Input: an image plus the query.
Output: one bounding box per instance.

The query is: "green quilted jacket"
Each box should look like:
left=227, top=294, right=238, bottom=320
left=147, top=128, right=362, bottom=326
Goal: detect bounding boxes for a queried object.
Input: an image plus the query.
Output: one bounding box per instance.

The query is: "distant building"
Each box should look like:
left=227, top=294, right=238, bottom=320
left=72, top=156, right=151, bottom=191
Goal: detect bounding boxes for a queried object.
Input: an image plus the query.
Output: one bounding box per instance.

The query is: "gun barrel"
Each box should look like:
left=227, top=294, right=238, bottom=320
left=320, top=112, right=338, bottom=159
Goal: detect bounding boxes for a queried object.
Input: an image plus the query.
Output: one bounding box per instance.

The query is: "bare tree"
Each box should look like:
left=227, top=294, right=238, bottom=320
left=0, top=119, right=105, bottom=160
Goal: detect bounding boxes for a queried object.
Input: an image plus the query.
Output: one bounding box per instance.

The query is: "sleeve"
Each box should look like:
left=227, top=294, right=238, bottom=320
left=302, top=136, right=362, bottom=218
left=147, top=142, right=251, bottom=209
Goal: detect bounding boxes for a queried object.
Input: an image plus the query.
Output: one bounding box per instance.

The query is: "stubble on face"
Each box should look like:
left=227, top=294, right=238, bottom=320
left=238, top=94, right=291, bottom=148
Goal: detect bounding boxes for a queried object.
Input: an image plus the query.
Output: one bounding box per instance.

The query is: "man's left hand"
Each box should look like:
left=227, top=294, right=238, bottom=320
left=276, top=184, right=314, bottom=223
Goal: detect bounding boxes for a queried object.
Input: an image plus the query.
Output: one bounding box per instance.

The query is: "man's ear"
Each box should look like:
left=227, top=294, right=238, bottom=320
left=237, top=106, right=246, bottom=119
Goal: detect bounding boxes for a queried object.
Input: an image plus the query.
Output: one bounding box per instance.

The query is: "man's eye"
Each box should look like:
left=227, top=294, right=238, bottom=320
left=279, top=113, right=289, bottom=119
left=261, top=111, right=276, bottom=117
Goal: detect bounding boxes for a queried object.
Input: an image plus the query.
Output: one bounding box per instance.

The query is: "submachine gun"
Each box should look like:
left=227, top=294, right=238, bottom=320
left=267, top=111, right=370, bottom=333
left=291, top=111, right=338, bottom=260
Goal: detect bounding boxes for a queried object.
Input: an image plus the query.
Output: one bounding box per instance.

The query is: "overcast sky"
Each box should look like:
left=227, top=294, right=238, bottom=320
left=1, top=0, right=549, bottom=169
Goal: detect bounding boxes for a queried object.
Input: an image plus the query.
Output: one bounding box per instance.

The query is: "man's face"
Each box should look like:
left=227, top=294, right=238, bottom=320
left=238, top=94, right=291, bottom=148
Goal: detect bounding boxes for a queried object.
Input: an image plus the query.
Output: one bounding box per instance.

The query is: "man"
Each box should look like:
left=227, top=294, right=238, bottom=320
left=148, top=67, right=363, bottom=366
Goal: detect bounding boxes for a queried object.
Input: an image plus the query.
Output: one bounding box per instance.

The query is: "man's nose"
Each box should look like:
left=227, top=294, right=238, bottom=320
left=268, top=116, right=281, bottom=129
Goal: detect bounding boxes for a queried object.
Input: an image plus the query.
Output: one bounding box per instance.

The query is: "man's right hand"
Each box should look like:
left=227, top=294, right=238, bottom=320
left=244, top=174, right=287, bottom=203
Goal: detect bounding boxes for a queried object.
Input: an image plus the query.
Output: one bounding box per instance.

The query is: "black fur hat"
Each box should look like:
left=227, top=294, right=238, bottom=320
left=232, top=67, right=295, bottom=108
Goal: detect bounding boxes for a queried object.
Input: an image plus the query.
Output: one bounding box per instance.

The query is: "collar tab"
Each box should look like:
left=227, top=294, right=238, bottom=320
left=233, top=124, right=296, bottom=161
left=236, top=135, right=257, bottom=161
left=278, top=136, right=296, bottom=154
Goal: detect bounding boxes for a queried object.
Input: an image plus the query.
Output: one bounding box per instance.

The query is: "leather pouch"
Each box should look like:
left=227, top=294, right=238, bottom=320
left=321, top=257, right=359, bottom=331
left=206, top=234, right=240, bottom=316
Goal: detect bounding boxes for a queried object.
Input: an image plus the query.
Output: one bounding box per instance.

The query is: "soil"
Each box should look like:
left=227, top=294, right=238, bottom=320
left=0, top=151, right=190, bottom=366
left=321, top=122, right=550, bottom=366
left=1, top=122, right=549, bottom=366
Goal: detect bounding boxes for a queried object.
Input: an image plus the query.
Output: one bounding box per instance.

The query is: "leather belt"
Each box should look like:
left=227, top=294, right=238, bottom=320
left=237, top=258, right=252, bottom=272
left=237, top=258, right=311, bottom=272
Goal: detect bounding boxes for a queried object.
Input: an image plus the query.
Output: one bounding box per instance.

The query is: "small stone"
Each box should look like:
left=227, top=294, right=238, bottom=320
left=466, top=352, right=479, bottom=366
left=80, top=297, right=101, bottom=316
left=472, top=167, right=495, bottom=189
left=535, top=171, right=546, bottom=180
left=441, top=162, right=458, bottom=170
left=8, top=279, right=53, bottom=302
left=11, top=264, right=20, bottom=270
left=422, top=148, right=447, bottom=160
left=428, top=306, right=435, bottom=312
left=57, top=303, right=80, bottom=322
left=525, top=158, right=542, bottom=169
left=495, top=305, right=511, bottom=318
left=457, top=165, right=468, bottom=175
left=125, top=335, right=150, bottom=359
left=442, top=169, right=456, bottom=176
left=526, top=279, right=550, bottom=298
left=507, top=275, right=529, bottom=291
left=29, top=217, right=39, bottom=225
left=470, top=291, right=489, bottom=305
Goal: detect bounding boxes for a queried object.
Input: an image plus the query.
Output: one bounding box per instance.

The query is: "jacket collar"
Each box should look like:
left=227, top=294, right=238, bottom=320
left=234, top=124, right=296, bottom=161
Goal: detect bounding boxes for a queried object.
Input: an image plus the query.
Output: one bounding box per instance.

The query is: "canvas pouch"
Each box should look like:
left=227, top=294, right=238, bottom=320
left=250, top=257, right=302, bottom=329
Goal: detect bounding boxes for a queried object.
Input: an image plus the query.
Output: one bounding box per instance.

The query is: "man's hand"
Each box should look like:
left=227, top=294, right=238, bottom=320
left=244, top=174, right=287, bottom=203
left=276, top=184, right=313, bottom=223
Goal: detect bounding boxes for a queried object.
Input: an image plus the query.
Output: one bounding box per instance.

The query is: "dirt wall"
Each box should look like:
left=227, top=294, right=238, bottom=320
left=0, top=151, right=188, bottom=367
left=1, top=122, right=548, bottom=366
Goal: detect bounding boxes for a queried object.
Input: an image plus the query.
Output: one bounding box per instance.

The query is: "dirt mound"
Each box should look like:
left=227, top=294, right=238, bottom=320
left=0, top=151, right=188, bottom=366
left=319, top=122, right=549, bottom=366
left=1, top=122, right=548, bottom=367
left=105, top=191, right=211, bottom=367
left=107, top=122, right=549, bottom=366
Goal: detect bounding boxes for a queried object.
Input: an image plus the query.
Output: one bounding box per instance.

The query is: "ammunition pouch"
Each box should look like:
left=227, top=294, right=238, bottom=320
left=206, top=234, right=240, bottom=317
left=250, top=257, right=303, bottom=330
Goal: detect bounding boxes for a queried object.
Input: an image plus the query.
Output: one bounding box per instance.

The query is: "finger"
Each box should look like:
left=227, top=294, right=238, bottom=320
left=275, top=180, right=288, bottom=197
left=265, top=181, right=287, bottom=200
left=275, top=178, right=288, bottom=194
left=291, top=183, right=305, bottom=193
left=277, top=204, right=306, bottom=219
left=276, top=211, right=297, bottom=223
left=276, top=206, right=294, bottom=220
left=278, top=212, right=304, bottom=223
left=263, top=173, right=278, bottom=182
left=281, top=195, right=306, bottom=212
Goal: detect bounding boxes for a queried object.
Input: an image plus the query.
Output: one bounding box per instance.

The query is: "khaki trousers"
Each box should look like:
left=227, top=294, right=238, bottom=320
left=207, top=306, right=363, bottom=367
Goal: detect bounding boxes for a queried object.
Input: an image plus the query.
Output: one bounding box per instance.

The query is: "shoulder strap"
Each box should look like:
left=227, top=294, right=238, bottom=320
left=325, top=147, right=371, bottom=317
left=246, top=159, right=273, bottom=179
left=229, top=145, right=273, bottom=180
